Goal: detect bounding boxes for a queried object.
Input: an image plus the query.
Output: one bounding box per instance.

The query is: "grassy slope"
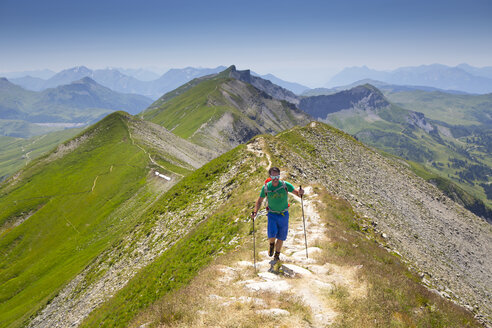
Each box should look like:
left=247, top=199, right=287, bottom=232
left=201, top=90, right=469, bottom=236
left=80, top=145, right=255, bottom=327
left=383, top=90, right=492, bottom=126
left=0, top=112, right=161, bottom=327
left=79, top=128, right=479, bottom=327
left=0, top=128, right=83, bottom=181
left=142, top=77, right=233, bottom=140
left=0, top=79, right=37, bottom=112
left=326, top=104, right=492, bottom=211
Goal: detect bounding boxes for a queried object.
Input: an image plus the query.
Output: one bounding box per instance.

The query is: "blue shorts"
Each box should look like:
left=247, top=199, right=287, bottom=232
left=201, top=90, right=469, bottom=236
left=267, top=211, right=289, bottom=241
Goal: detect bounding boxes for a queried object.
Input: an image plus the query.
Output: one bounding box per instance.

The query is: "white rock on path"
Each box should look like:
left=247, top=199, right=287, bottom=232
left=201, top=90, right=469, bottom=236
left=313, top=279, right=335, bottom=291
left=258, top=272, right=281, bottom=281
left=245, top=280, right=291, bottom=293
left=282, top=263, right=312, bottom=277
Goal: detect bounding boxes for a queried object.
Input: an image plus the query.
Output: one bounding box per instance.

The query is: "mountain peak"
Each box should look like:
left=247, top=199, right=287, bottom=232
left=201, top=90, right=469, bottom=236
left=357, top=83, right=385, bottom=95
left=75, top=76, right=98, bottom=84
left=215, top=65, right=298, bottom=104
left=72, top=65, right=91, bottom=73
left=226, top=65, right=252, bottom=83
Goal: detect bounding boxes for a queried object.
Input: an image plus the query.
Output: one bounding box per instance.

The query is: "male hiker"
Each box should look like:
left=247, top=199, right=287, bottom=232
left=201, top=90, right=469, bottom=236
left=251, top=167, right=304, bottom=261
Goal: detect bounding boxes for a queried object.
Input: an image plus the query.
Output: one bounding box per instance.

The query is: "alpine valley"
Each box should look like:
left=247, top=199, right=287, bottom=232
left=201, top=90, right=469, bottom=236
left=299, top=84, right=492, bottom=222
left=0, top=65, right=490, bottom=328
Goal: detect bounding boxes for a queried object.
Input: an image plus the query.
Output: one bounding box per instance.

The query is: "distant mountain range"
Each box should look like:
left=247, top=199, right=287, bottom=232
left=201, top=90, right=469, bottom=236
left=302, top=79, right=470, bottom=97
left=4, top=63, right=492, bottom=97
left=251, top=72, right=310, bottom=95
left=5, top=66, right=310, bottom=99
left=113, top=67, right=161, bottom=81
left=0, top=77, right=152, bottom=137
left=6, top=66, right=226, bottom=99
left=326, top=64, right=492, bottom=94
left=0, top=69, right=56, bottom=79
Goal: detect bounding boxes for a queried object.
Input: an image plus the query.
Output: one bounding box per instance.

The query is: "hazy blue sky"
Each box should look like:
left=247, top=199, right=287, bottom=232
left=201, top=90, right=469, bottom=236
left=1, top=0, right=491, bottom=86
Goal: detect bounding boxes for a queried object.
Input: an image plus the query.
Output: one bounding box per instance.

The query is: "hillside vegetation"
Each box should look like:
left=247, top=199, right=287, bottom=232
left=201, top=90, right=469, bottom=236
left=18, top=122, right=489, bottom=328
left=0, top=112, right=213, bottom=328
left=0, top=128, right=83, bottom=181
left=383, top=89, right=492, bottom=126
left=142, top=71, right=310, bottom=152
left=300, top=84, right=492, bottom=218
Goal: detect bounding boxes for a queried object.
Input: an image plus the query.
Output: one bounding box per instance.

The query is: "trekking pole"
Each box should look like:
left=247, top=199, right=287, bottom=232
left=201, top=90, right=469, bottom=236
left=252, top=211, right=257, bottom=272
left=300, top=186, right=308, bottom=259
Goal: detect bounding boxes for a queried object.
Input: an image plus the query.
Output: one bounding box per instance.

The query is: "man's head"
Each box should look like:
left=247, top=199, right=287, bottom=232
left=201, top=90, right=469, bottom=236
left=268, top=167, right=280, bottom=185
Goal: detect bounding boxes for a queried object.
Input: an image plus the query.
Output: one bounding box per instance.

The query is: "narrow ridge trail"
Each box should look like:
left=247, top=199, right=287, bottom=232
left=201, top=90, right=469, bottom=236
left=198, top=186, right=367, bottom=327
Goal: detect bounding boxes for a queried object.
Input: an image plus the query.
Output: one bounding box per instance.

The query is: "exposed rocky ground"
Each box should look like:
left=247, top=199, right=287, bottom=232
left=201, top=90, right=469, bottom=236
left=181, top=77, right=310, bottom=153
left=228, top=65, right=300, bottom=105
left=185, top=186, right=359, bottom=327
left=128, top=117, right=218, bottom=170
left=256, top=122, right=491, bottom=325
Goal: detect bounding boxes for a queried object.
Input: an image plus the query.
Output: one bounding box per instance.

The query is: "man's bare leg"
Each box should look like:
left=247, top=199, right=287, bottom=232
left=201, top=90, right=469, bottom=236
left=275, top=239, right=283, bottom=252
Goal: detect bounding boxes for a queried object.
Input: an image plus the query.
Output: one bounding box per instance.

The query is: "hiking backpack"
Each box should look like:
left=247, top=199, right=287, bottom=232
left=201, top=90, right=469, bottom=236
left=264, top=178, right=290, bottom=213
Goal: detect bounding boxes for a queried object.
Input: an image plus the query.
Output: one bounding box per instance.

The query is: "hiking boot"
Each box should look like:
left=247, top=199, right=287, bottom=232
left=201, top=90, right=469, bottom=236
left=274, top=251, right=280, bottom=261
left=269, top=243, right=275, bottom=257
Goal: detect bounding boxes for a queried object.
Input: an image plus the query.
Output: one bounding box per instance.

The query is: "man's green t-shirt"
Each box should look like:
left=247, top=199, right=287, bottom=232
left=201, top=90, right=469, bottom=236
left=260, top=180, right=295, bottom=212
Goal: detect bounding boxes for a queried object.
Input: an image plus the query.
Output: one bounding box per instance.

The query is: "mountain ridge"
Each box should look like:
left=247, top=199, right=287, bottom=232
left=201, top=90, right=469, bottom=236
left=15, top=121, right=489, bottom=327
left=7, top=65, right=308, bottom=100
left=142, top=66, right=310, bottom=152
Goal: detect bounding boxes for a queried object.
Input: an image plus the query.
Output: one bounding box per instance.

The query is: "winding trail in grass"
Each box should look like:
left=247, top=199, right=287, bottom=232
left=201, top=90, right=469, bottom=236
left=127, top=122, right=166, bottom=172
left=91, top=176, right=98, bottom=192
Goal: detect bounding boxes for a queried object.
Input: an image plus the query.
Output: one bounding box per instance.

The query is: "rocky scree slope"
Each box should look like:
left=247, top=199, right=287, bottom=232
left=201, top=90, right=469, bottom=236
left=299, top=84, right=392, bottom=119
left=266, top=122, right=491, bottom=324
left=299, top=84, right=433, bottom=132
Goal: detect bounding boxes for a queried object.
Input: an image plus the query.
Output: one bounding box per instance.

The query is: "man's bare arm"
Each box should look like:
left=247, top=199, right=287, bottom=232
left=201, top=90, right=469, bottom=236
left=251, top=197, right=264, bottom=219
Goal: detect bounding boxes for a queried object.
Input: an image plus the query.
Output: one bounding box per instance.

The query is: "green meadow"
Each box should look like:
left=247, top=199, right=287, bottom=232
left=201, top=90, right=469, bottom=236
left=0, top=112, right=160, bottom=327
left=0, top=128, right=83, bottom=181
